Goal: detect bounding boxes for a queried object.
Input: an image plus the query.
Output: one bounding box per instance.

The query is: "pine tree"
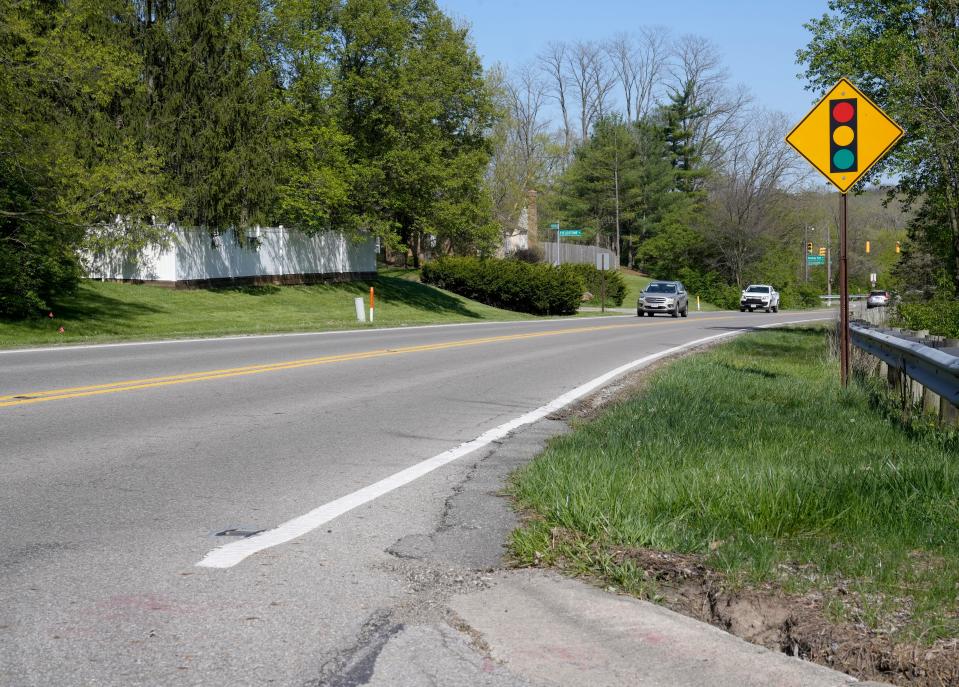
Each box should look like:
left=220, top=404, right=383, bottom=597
left=143, top=0, right=282, bottom=230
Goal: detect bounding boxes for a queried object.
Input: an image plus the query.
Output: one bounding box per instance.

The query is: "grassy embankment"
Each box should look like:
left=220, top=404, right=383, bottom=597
left=0, top=269, right=579, bottom=348
left=511, top=326, right=959, bottom=642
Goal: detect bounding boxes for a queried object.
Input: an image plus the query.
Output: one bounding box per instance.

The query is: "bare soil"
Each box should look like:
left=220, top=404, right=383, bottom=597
left=531, top=527, right=959, bottom=687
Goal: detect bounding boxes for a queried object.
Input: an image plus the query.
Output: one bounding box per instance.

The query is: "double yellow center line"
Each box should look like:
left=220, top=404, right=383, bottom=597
left=0, top=317, right=735, bottom=408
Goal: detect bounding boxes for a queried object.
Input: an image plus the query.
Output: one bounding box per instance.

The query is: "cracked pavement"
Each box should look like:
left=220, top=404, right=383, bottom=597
left=1, top=312, right=854, bottom=685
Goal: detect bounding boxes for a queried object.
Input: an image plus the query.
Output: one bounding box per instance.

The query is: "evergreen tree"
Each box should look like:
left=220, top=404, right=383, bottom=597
left=660, top=81, right=710, bottom=195
left=142, top=0, right=282, bottom=230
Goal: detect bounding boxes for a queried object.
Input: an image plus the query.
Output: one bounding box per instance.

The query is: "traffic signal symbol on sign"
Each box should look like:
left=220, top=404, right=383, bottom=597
left=819, top=246, right=826, bottom=257
left=830, top=99, right=857, bottom=173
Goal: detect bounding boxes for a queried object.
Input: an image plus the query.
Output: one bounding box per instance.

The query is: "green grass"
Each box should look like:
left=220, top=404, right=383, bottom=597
left=0, top=269, right=557, bottom=348
left=511, top=326, right=959, bottom=642
left=619, top=269, right=652, bottom=307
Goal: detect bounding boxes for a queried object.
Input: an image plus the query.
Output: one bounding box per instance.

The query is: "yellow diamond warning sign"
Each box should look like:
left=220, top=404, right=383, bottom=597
left=786, top=77, right=904, bottom=193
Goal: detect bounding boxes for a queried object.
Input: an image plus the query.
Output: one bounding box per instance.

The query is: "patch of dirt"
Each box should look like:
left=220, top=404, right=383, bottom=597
left=537, top=529, right=959, bottom=686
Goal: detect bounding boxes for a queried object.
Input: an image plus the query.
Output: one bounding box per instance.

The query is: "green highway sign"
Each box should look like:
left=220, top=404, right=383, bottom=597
left=558, top=229, right=582, bottom=237
left=807, top=255, right=825, bottom=265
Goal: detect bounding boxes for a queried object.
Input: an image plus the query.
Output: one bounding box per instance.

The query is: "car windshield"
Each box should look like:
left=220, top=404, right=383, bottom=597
left=746, top=286, right=770, bottom=293
left=645, top=283, right=677, bottom=294
left=869, top=290, right=886, bottom=297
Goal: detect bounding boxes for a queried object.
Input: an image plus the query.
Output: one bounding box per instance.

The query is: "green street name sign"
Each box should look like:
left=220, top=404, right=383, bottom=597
left=558, top=229, right=582, bottom=237
left=548, top=222, right=560, bottom=230
left=807, top=255, right=825, bottom=265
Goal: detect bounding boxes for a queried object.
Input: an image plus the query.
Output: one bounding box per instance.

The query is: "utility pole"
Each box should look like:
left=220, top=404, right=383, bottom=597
left=614, top=164, right=621, bottom=266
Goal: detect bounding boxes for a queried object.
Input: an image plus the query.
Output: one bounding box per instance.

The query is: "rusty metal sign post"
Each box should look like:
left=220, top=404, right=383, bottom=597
left=786, top=78, right=904, bottom=386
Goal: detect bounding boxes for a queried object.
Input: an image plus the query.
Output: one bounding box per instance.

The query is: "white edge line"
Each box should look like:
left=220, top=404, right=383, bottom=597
left=0, top=314, right=636, bottom=356
left=195, top=315, right=830, bottom=569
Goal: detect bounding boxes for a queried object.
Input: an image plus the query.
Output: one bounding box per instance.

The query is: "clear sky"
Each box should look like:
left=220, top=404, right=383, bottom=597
left=438, top=0, right=833, bottom=123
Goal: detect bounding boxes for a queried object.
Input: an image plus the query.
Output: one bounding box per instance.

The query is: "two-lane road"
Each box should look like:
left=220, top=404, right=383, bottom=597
left=0, top=310, right=831, bottom=685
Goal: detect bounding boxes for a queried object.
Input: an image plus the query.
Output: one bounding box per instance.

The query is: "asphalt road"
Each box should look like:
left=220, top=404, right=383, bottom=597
left=0, top=310, right=832, bottom=686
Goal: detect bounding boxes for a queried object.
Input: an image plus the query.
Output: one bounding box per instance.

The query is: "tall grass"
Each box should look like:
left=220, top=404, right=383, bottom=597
left=512, top=327, right=959, bottom=641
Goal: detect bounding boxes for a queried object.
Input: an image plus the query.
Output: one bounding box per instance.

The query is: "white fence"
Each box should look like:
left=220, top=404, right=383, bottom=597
left=542, top=243, right=615, bottom=267
left=87, top=226, right=376, bottom=287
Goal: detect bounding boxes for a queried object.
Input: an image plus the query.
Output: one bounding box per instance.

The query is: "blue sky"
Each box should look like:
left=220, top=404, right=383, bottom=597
left=438, top=0, right=833, bottom=122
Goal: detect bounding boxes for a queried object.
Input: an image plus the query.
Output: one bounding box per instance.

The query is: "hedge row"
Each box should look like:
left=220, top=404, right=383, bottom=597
left=421, top=257, right=584, bottom=315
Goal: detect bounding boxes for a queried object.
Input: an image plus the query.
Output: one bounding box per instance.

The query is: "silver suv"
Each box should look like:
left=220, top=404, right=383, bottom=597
left=638, top=281, right=688, bottom=318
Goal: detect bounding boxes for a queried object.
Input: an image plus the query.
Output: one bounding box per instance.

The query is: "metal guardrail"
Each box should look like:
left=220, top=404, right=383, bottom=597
left=850, top=323, right=959, bottom=407
left=819, top=294, right=868, bottom=301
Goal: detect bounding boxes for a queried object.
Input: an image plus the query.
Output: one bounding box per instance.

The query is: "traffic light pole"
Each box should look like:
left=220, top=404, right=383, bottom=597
left=839, top=193, right=850, bottom=387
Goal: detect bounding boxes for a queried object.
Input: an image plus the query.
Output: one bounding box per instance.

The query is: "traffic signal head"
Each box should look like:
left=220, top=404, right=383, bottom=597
left=896, top=241, right=901, bottom=253
left=865, top=240, right=871, bottom=253
left=807, top=241, right=813, bottom=254
left=830, top=98, right=858, bottom=174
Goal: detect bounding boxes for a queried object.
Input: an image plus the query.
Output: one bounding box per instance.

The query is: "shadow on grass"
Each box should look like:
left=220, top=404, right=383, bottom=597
left=350, top=275, right=487, bottom=319
left=716, top=362, right=784, bottom=379
left=203, top=284, right=283, bottom=296
left=2, top=284, right=165, bottom=331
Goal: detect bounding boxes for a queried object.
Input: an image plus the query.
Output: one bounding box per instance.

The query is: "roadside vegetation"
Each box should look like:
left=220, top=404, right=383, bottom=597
left=896, top=298, right=959, bottom=338
left=420, top=256, right=638, bottom=314
left=511, top=326, right=959, bottom=679
left=0, top=272, right=553, bottom=348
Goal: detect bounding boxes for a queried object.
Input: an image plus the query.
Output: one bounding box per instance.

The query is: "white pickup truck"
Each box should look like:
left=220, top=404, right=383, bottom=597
left=740, top=284, right=780, bottom=313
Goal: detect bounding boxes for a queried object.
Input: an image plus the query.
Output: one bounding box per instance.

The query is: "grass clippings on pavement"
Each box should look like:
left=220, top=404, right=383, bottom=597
left=510, top=326, right=959, bottom=686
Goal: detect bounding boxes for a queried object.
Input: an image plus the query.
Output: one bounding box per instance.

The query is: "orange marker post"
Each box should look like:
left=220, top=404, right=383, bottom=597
left=369, top=286, right=374, bottom=323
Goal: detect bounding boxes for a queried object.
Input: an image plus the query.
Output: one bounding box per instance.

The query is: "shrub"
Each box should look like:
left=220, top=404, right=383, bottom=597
left=676, top=268, right=740, bottom=310
left=563, top=263, right=626, bottom=306
left=778, top=283, right=821, bottom=310
left=421, top=256, right=583, bottom=315
left=511, top=246, right=543, bottom=264
left=896, top=298, right=959, bottom=337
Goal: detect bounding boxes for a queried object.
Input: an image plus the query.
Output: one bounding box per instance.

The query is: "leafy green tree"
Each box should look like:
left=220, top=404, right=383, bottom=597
left=1, top=0, right=172, bottom=316
left=266, top=0, right=356, bottom=234
left=334, top=0, right=498, bottom=265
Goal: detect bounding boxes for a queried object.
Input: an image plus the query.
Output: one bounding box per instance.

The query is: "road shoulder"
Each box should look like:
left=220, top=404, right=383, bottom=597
left=338, top=346, right=877, bottom=687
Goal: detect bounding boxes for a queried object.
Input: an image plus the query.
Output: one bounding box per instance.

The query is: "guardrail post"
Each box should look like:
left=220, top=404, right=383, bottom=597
left=923, top=387, right=941, bottom=415
left=887, top=361, right=901, bottom=390
left=942, top=399, right=959, bottom=427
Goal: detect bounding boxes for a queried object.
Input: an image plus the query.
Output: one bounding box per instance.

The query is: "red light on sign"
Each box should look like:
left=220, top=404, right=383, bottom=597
left=832, top=101, right=854, bottom=123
